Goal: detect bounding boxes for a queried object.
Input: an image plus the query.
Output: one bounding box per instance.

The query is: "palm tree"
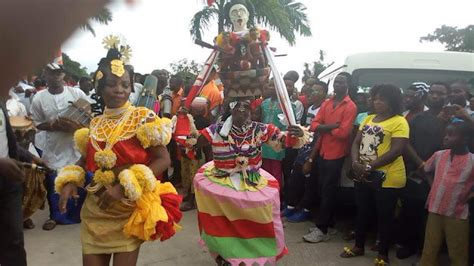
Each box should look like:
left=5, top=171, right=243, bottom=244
left=190, top=0, right=311, bottom=45
left=82, top=7, right=113, bottom=36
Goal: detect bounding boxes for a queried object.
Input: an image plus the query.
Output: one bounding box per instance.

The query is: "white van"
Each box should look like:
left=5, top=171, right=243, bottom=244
left=319, top=51, right=474, bottom=93
left=318, top=51, right=474, bottom=189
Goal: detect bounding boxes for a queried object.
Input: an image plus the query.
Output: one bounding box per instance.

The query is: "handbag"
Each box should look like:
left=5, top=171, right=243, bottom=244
left=348, top=169, right=386, bottom=190
left=364, top=170, right=386, bottom=190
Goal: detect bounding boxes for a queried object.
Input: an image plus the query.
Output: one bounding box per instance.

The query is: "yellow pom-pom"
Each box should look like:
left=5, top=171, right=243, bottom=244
left=136, top=117, right=172, bottom=149
left=291, top=125, right=312, bottom=149
left=55, top=165, right=86, bottom=193
left=74, top=128, right=90, bottom=156
left=94, top=150, right=117, bottom=169
left=118, top=169, right=143, bottom=201
left=216, top=33, right=225, bottom=47
left=130, top=164, right=156, bottom=192
left=93, top=169, right=115, bottom=185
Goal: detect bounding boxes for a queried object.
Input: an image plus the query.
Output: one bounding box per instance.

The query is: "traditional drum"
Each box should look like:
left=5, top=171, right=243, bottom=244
left=9, top=115, right=35, bottom=149
left=134, top=75, right=158, bottom=111
left=59, top=98, right=93, bottom=126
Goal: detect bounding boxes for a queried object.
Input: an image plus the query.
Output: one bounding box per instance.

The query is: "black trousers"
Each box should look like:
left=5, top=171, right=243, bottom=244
left=286, top=160, right=319, bottom=210
left=0, top=177, right=27, bottom=266
left=354, top=182, right=400, bottom=256
left=282, top=148, right=298, bottom=202
left=396, top=178, right=430, bottom=251
left=315, top=157, right=345, bottom=233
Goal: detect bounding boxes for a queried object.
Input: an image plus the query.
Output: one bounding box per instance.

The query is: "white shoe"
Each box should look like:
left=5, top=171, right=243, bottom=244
left=308, top=227, right=337, bottom=235
left=303, top=227, right=330, bottom=243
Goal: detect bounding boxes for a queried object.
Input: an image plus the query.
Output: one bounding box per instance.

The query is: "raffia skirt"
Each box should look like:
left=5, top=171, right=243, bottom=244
left=22, top=168, right=46, bottom=219
left=80, top=192, right=143, bottom=254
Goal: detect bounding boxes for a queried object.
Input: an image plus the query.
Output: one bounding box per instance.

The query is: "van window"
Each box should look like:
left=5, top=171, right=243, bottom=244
left=353, top=69, right=474, bottom=92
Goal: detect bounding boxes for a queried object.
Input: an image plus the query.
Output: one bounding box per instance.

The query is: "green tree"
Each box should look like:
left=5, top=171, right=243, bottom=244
left=302, top=50, right=332, bottom=82
left=62, top=53, right=89, bottom=79
left=190, top=0, right=311, bottom=45
left=82, top=8, right=113, bottom=36
left=421, top=25, right=474, bottom=53
left=170, top=59, right=202, bottom=85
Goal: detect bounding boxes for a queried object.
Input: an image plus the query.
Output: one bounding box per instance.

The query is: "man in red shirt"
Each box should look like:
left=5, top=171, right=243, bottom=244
left=303, top=72, right=357, bottom=243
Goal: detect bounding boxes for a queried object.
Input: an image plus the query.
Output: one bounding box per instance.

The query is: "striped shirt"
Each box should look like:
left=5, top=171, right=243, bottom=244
left=201, top=121, right=281, bottom=174
left=425, top=150, right=474, bottom=220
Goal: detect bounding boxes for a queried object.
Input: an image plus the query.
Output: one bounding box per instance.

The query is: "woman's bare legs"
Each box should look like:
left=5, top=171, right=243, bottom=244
left=83, top=254, right=112, bottom=266
left=113, top=248, right=140, bottom=266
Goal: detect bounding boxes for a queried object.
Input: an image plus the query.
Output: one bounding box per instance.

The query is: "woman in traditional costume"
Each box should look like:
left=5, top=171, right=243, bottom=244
left=56, top=48, right=182, bottom=266
left=193, top=98, right=309, bottom=266
left=186, top=1, right=308, bottom=264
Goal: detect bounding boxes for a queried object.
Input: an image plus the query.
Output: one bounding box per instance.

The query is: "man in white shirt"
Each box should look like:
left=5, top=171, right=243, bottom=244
left=450, top=79, right=473, bottom=115
left=128, top=82, right=144, bottom=106
left=30, top=63, right=89, bottom=230
left=304, top=81, right=329, bottom=126
left=6, top=89, right=28, bottom=117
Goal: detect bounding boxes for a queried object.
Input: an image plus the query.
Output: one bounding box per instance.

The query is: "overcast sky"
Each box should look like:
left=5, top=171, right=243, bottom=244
left=63, top=0, right=473, bottom=79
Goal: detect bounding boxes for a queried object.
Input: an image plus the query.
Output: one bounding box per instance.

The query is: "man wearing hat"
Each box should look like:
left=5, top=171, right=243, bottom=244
left=30, top=63, right=90, bottom=230
left=403, top=82, right=429, bottom=122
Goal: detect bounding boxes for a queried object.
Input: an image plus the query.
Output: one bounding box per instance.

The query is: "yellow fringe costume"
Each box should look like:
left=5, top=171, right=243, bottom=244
left=56, top=102, right=181, bottom=254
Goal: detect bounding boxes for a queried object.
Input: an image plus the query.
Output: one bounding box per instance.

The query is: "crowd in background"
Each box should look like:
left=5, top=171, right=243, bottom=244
left=4, top=64, right=474, bottom=266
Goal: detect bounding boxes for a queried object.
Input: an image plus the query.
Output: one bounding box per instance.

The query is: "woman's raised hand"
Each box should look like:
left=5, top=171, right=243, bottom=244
left=59, top=183, right=79, bottom=214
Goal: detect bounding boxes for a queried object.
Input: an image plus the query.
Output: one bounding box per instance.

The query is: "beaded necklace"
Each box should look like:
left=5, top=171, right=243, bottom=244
left=228, top=121, right=256, bottom=156
left=89, top=102, right=134, bottom=169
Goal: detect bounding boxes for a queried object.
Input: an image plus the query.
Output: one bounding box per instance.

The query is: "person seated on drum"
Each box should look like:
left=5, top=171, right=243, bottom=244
left=192, top=98, right=309, bottom=265
left=30, top=63, right=91, bottom=231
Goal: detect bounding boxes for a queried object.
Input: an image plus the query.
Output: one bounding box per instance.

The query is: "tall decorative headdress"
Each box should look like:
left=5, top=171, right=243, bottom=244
left=102, top=34, right=132, bottom=64
left=93, top=35, right=134, bottom=94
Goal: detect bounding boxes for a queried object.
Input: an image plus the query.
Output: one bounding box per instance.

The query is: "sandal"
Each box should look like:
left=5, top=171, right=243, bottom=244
left=23, top=218, right=35, bottom=229
left=42, top=219, right=57, bottom=231
left=340, top=247, right=364, bottom=258
left=179, top=201, right=196, bottom=212
left=374, top=256, right=390, bottom=265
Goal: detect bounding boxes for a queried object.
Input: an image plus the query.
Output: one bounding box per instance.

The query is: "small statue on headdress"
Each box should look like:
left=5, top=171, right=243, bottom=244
left=247, top=27, right=265, bottom=69
left=218, top=32, right=236, bottom=71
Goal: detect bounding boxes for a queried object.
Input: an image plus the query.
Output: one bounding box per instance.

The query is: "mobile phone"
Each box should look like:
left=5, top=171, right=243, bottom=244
left=443, top=105, right=457, bottom=116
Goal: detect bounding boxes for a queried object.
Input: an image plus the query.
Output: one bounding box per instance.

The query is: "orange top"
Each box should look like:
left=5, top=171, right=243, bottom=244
left=310, top=95, right=357, bottom=160
left=171, top=88, right=184, bottom=116
left=199, top=80, right=223, bottom=111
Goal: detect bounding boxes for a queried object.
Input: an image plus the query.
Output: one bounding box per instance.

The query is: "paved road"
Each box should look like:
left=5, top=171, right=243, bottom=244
left=25, top=208, right=418, bottom=266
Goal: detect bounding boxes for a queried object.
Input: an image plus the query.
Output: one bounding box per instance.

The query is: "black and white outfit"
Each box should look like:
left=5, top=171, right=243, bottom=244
left=0, top=103, right=33, bottom=266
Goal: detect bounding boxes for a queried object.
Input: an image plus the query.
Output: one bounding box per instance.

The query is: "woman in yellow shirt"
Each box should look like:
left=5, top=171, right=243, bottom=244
left=341, top=84, right=409, bottom=266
